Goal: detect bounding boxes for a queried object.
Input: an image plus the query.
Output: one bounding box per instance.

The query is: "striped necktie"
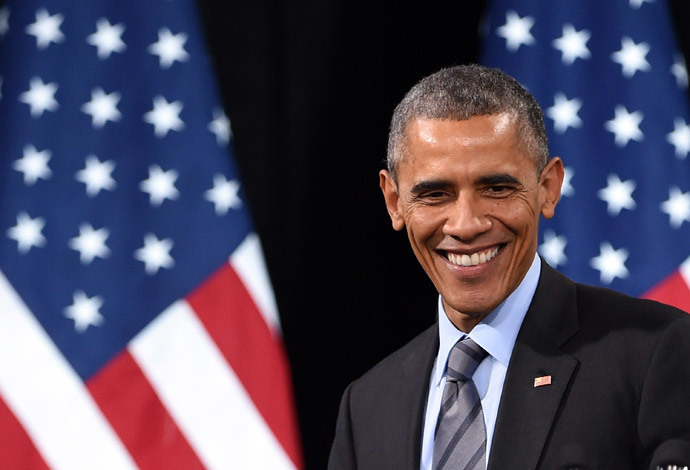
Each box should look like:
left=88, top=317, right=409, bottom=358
left=433, top=337, right=489, bottom=470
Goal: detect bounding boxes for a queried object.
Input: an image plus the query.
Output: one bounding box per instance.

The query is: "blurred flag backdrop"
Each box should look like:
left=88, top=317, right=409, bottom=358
left=0, top=0, right=302, bottom=468
left=482, top=0, right=690, bottom=312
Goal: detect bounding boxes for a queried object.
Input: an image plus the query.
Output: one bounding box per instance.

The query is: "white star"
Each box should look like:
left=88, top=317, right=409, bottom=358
left=629, top=0, right=654, bottom=8
left=208, top=108, right=232, bottom=145
left=143, top=96, right=184, bottom=137
left=86, top=18, right=126, bottom=59
left=205, top=174, right=242, bottom=215
left=667, top=118, right=690, bottom=159
left=64, top=291, right=104, bottom=333
left=496, top=11, right=535, bottom=52
left=19, top=77, right=59, bottom=117
left=561, top=166, right=575, bottom=197
left=546, top=93, right=583, bottom=134
left=7, top=212, right=46, bottom=254
left=552, top=24, right=591, bottom=65
left=13, top=145, right=52, bottom=185
left=148, top=28, right=189, bottom=68
left=0, top=6, right=10, bottom=37
left=75, top=155, right=117, bottom=197
left=671, top=53, right=688, bottom=89
left=81, top=88, right=121, bottom=128
left=604, top=105, right=644, bottom=147
left=68, top=223, right=110, bottom=264
left=597, top=174, right=636, bottom=216
left=135, top=233, right=174, bottom=275
left=611, top=36, right=651, bottom=78
left=590, top=242, right=629, bottom=284
left=140, top=165, right=179, bottom=206
left=539, top=230, right=568, bottom=268
left=25, top=8, right=64, bottom=49
left=660, top=186, right=690, bottom=228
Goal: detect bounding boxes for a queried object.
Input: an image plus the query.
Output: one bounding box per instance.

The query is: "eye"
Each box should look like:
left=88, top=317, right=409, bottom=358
left=483, top=185, right=514, bottom=197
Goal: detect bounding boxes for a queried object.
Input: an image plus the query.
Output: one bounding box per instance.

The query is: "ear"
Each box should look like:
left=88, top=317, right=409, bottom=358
left=379, top=169, right=405, bottom=231
left=539, top=157, right=564, bottom=219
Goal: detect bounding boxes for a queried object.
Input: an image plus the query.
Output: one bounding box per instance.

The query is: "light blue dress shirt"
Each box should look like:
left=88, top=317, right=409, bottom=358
left=419, top=254, right=541, bottom=470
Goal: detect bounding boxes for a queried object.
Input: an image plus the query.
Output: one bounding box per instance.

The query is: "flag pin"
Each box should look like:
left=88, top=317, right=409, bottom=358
left=534, top=375, right=552, bottom=387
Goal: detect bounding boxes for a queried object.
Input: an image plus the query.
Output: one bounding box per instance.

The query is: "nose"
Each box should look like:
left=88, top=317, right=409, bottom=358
left=442, top=193, right=492, bottom=241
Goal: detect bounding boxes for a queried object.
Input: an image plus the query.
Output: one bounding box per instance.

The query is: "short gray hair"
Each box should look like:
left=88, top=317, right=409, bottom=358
left=386, top=64, right=549, bottom=180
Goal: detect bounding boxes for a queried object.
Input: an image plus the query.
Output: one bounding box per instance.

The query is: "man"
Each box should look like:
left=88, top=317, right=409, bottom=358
left=328, top=65, right=690, bottom=469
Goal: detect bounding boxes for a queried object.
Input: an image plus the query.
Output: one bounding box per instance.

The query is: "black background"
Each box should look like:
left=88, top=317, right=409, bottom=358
left=196, top=2, right=690, bottom=468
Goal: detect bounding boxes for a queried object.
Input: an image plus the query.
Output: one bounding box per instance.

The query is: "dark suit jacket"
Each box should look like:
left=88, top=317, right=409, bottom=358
left=328, top=262, right=690, bottom=469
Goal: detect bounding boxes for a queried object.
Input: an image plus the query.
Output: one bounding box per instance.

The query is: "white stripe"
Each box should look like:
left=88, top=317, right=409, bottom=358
left=680, top=255, right=690, bottom=287
left=0, top=270, right=137, bottom=470
left=230, top=232, right=282, bottom=332
left=129, top=300, right=295, bottom=470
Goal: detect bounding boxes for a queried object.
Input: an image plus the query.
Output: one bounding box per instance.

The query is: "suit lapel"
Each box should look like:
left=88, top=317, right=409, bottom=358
left=488, top=262, right=580, bottom=470
left=398, top=324, right=439, bottom=470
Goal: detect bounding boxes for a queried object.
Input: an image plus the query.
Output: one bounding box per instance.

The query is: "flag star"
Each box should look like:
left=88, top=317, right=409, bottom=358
left=68, top=223, right=110, bottom=264
left=671, top=53, right=688, bottom=89
left=205, top=174, right=242, bottom=215
left=660, top=186, right=690, bottom=228
left=561, top=166, right=575, bottom=197
left=552, top=24, right=591, bottom=65
left=590, top=242, right=629, bottom=284
left=135, top=234, right=174, bottom=275
left=667, top=118, right=690, bottom=159
left=547, top=93, right=583, bottom=133
left=81, top=88, right=122, bottom=128
left=25, top=8, right=64, bottom=49
left=604, top=105, right=644, bottom=147
left=208, top=108, right=232, bottom=145
left=611, top=36, right=651, bottom=78
left=86, top=18, right=126, bottom=59
left=63, top=291, right=104, bottom=333
left=143, top=96, right=184, bottom=137
left=7, top=212, right=46, bottom=253
left=19, top=77, right=59, bottom=117
left=629, top=0, right=654, bottom=8
left=75, top=155, right=117, bottom=197
left=539, top=230, right=568, bottom=267
left=140, top=165, right=179, bottom=206
left=496, top=10, right=535, bottom=52
left=597, top=174, right=636, bottom=216
left=13, top=145, right=52, bottom=185
left=0, top=6, right=9, bottom=37
left=148, top=28, right=189, bottom=68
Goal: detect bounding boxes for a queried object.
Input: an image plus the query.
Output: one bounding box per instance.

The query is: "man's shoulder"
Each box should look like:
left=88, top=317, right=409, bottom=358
left=574, top=280, right=689, bottom=326
left=350, top=323, right=437, bottom=393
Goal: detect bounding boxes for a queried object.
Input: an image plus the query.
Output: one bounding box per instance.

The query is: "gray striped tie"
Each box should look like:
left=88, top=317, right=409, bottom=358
left=433, top=337, right=489, bottom=470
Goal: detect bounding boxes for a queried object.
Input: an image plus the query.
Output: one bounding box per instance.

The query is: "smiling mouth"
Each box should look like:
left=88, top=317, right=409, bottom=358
left=444, top=245, right=503, bottom=267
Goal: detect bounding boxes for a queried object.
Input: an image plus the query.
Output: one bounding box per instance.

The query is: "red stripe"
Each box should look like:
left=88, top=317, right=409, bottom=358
left=187, top=263, right=303, bottom=469
left=87, top=350, right=205, bottom=470
left=0, top=393, right=49, bottom=469
left=643, top=270, right=690, bottom=314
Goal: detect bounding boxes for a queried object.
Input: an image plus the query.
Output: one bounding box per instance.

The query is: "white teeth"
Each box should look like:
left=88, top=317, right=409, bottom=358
left=447, top=246, right=500, bottom=267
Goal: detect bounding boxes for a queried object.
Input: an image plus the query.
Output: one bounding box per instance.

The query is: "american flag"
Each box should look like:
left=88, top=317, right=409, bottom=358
left=0, top=0, right=302, bottom=468
left=482, top=0, right=690, bottom=312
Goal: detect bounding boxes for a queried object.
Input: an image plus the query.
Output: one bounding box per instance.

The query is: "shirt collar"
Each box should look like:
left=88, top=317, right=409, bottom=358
left=433, top=254, right=541, bottom=387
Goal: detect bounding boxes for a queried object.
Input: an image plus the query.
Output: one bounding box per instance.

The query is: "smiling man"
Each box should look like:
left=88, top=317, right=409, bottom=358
left=328, top=65, right=690, bottom=469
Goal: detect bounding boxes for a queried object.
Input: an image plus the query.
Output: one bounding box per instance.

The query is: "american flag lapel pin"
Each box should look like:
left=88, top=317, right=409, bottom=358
left=534, top=375, right=552, bottom=387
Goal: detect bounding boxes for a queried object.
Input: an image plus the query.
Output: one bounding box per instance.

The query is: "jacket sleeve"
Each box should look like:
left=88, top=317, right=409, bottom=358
left=328, top=382, right=357, bottom=470
left=638, top=316, right=690, bottom=469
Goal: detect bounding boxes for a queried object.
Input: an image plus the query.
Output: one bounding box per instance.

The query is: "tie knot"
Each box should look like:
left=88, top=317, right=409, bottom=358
left=445, top=337, right=488, bottom=383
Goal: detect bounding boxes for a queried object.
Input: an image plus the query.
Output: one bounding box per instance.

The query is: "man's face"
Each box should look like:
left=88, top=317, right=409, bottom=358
left=380, top=114, right=563, bottom=331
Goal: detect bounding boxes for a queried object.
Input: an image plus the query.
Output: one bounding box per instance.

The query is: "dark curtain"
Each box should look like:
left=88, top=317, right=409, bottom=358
left=198, top=2, right=690, bottom=468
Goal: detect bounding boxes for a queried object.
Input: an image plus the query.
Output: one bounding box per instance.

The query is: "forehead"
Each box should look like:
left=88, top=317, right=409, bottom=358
left=397, top=115, right=533, bottom=173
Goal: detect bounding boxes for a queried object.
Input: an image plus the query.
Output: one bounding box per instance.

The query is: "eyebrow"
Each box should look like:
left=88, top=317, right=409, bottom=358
left=476, top=173, right=521, bottom=186
left=410, top=180, right=453, bottom=195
